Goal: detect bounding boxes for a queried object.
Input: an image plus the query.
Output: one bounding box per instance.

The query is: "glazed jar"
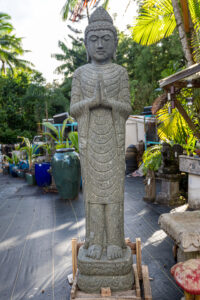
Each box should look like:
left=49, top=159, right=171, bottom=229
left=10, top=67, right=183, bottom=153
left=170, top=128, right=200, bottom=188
left=51, top=148, right=81, bottom=199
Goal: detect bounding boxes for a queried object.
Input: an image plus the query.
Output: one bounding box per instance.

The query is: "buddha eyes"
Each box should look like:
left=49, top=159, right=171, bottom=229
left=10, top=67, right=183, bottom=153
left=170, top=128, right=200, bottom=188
left=90, top=36, right=98, bottom=42
left=89, top=35, right=111, bottom=42
left=103, top=35, right=111, bottom=41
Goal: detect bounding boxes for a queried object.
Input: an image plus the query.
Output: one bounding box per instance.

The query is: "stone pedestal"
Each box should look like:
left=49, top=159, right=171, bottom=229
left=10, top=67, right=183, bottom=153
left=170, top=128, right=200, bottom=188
left=77, top=246, right=134, bottom=293
left=156, top=174, right=184, bottom=206
left=159, top=211, right=200, bottom=262
left=179, top=155, right=200, bottom=209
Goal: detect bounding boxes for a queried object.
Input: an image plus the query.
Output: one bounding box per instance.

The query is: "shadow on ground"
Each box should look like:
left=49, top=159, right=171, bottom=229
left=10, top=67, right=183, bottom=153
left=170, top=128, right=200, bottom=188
left=0, top=174, right=183, bottom=300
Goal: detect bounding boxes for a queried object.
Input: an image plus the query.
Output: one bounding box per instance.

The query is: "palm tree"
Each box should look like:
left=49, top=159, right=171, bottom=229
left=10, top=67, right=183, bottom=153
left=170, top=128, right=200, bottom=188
left=131, top=0, right=200, bottom=66
left=0, top=13, right=33, bottom=75
left=61, top=0, right=109, bottom=22
left=0, top=13, right=13, bottom=35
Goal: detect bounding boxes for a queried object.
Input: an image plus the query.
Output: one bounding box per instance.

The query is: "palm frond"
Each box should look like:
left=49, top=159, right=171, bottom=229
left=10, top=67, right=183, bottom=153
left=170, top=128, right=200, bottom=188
left=42, top=122, right=59, bottom=139
left=156, top=104, right=195, bottom=145
left=69, top=131, right=79, bottom=152
left=61, top=0, right=80, bottom=21
left=102, top=0, right=109, bottom=9
left=131, top=0, right=176, bottom=45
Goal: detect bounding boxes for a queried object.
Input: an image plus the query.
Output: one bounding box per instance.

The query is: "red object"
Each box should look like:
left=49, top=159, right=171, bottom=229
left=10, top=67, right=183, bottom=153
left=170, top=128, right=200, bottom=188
left=171, top=259, right=200, bottom=295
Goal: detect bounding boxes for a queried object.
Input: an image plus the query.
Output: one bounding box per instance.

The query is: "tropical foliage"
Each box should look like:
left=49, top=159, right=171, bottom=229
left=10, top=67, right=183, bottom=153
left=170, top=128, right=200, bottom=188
left=0, top=70, right=70, bottom=144
left=18, top=137, right=41, bottom=170
left=61, top=0, right=109, bottom=21
left=156, top=89, right=199, bottom=153
left=131, top=0, right=200, bottom=63
left=4, top=152, right=20, bottom=165
left=0, top=13, right=33, bottom=75
left=42, top=118, right=70, bottom=149
left=142, top=145, right=162, bottom=175
left=69, top=131, right=79, bottom=152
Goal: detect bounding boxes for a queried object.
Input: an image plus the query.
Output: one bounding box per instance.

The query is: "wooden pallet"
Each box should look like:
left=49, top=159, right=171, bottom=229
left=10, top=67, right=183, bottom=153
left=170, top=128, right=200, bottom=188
left=70, top=238, right=152, bottom=300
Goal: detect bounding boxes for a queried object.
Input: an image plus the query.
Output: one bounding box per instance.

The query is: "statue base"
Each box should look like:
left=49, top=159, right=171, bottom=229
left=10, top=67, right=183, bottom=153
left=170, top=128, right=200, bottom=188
left=77, top=246, right=134, bottom=293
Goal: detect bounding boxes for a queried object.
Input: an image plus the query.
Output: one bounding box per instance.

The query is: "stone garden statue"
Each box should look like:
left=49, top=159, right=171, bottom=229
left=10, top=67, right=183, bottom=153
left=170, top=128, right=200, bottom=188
left=70, top=6, right=134, bottom=293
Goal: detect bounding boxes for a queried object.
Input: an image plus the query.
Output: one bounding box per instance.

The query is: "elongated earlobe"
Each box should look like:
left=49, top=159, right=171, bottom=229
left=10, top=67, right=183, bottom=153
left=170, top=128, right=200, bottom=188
left=113, top=51, right=116, bottom=61
left=86, top=50, right=90, bottom=62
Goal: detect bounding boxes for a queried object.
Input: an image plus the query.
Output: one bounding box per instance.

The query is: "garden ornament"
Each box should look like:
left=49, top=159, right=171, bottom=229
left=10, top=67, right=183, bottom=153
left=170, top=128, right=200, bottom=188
left=70, top=6, right=133, bottom=292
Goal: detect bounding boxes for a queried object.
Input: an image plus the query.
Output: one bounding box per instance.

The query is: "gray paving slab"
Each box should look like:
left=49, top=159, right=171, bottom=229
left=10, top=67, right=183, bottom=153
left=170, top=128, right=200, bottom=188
left=0, top=173, right=183, bottom=299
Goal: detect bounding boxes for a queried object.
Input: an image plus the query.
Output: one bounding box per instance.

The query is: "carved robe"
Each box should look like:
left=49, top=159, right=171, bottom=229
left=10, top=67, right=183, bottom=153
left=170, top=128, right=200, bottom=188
left=70, top=63, right=132, bottom=243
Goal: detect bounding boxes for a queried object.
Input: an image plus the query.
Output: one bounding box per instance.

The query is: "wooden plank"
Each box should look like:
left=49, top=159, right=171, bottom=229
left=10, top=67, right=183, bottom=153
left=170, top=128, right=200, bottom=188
left=72, top=238, right=78, bottom=280
left=136, top=238, right=142, bottom=280
left=125, top=238, right=136, bottom=255
left=74, top=291, right=140, bottom=300
left=133, top=264, right=141, bottom=298
left=159, top=63, right=200, bottom=88
left=101, top=287, right=111, bottom=297
left=73, top=285, right=140, bottom=300
left=71, top=270, right=78, bottom=299
left=142, top=265, right=152, bottom=300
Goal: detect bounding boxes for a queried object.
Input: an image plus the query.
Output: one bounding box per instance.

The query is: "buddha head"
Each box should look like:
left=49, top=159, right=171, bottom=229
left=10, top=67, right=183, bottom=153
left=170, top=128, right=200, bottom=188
left=84, top=7, right=118, bottom=64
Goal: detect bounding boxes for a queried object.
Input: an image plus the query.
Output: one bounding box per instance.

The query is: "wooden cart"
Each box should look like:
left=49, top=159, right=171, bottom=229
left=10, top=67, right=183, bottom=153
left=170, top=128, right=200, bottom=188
left=70, top=238, right=152, bottom=300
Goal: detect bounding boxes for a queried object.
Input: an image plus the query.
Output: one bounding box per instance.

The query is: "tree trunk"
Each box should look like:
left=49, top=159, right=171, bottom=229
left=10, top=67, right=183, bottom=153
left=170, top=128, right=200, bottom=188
left=171, top=0, right=194, bottom=66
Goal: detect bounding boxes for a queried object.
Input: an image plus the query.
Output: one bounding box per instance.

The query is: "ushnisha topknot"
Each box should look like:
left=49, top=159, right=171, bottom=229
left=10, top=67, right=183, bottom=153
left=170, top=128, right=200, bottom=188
left=89, top=6, right=113, bottom=24
left=84, top=6, right=118, bottom=43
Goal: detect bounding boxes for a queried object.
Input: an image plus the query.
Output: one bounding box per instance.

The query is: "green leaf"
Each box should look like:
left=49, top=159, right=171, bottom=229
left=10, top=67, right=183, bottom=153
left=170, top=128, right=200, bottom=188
left=131, top=0, right=176, bottom=45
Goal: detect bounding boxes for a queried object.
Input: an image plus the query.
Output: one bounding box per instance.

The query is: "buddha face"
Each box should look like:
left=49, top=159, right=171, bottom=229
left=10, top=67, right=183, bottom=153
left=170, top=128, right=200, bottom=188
left=86, top=30, right=116, bottom=64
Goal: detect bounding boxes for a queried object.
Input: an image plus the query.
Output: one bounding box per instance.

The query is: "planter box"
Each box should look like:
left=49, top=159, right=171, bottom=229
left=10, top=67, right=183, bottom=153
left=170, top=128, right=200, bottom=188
left=179, top=155, right=200, bottom=209
left=179, top=155, right=200, bottom=175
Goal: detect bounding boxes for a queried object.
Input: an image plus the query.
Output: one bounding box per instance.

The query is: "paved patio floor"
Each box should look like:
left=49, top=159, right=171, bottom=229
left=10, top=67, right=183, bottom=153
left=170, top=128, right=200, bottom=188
left=0, top=173, right=183, bottom=300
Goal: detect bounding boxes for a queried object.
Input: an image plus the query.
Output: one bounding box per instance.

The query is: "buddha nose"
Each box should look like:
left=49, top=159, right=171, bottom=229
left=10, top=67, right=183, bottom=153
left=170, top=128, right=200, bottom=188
left=97, top=38, right=103, bottom=48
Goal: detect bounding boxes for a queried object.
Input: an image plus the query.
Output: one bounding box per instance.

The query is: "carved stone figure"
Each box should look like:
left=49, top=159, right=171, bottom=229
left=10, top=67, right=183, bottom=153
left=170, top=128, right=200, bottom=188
left=70, top=6, right=134, bottom=293
left=159, top=143, right=183, bottom=174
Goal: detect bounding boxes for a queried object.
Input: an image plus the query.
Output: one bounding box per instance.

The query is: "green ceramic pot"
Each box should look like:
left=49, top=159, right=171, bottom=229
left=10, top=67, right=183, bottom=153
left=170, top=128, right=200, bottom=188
left=25, top=172, right=36, bottom=185
left=51, top=148, right=81, bottom=200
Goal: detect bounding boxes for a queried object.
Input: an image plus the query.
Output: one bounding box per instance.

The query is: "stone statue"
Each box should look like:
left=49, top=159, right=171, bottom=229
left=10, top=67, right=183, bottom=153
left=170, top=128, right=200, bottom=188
left=70, top=7, right=134, bottom=293
left=159, top=143, right=183, bottom=174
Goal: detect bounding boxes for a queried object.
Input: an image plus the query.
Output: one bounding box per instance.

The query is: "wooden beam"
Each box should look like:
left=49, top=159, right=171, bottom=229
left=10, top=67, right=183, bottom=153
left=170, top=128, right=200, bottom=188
left=174, top=98, right=200, bottom=139
left=133, top=264, right=141, bottom=298
left=159, top=64, right=200, bottom=88
left=101, top=287, right=111, bottom=297
left=136, top=238, right=142, bottom=280
left=142, top=265, right=152, bottom=300
left=71, top=270, right=78, bottom=299
left=72, top=238, right=78, bottom=280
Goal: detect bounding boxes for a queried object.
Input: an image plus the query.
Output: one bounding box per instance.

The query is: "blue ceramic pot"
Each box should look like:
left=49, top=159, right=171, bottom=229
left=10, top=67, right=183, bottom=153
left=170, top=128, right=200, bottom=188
left=51, top=148, right=81, bottom=199
left=9, top=164, right=18, bottom=177
left=35, top=162, right=51, bottom=187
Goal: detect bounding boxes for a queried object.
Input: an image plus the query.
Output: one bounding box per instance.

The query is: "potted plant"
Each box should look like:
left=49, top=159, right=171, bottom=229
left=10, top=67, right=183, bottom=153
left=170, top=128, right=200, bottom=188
left=142, top=145, right=162, bottom=202
left=43, top=118, right=81, bottom=199
left=19, top=137, right=41, bottom=185
left=4, top=152, right=20, bottom=177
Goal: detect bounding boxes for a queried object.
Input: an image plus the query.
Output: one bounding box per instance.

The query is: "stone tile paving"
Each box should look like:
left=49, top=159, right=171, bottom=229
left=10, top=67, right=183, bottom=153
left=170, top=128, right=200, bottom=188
left=0, top=173, right=183, bottom=299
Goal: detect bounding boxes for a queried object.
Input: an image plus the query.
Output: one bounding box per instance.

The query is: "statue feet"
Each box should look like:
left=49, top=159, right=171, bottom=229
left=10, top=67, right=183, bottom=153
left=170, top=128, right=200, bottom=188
left=107, top=245, right=123, bottom=260
left=86, top=244, right=102, bottom=260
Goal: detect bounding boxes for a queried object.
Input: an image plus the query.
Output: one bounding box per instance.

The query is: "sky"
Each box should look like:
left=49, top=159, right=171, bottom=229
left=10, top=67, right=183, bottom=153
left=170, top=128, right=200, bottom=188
left=0, top=0, right=137, bottom=83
